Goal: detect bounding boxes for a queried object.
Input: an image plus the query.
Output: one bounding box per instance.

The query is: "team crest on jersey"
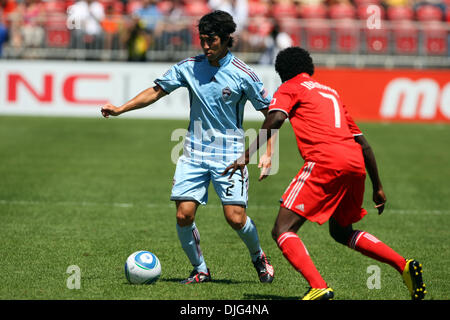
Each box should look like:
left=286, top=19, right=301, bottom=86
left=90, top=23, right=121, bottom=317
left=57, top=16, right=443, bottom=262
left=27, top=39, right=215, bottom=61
left=222, top=87, right=232, bottom=101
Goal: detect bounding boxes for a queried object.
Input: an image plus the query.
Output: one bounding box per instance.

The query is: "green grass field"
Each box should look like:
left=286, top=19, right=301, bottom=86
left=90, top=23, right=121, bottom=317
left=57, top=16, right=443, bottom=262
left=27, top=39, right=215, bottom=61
left=0, top=115, right=449, bottom=300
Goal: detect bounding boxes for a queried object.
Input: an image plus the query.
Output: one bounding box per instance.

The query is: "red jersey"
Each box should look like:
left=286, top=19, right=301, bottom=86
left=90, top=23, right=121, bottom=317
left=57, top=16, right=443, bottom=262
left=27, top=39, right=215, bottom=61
left=269, top=73, right=365, bottom=173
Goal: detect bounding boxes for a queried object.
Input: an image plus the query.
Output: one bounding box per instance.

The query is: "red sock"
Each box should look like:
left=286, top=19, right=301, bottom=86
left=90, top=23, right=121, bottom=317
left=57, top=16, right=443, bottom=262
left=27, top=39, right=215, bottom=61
left=277, top=232, right=327, bottom=289
left=348, top=231, right=406, bottom=273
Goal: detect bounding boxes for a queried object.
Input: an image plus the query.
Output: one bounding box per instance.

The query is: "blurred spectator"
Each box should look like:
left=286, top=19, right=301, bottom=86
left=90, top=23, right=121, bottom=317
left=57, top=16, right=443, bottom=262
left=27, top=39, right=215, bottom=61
left=258, top=20, right=293, bottom=64
left=208, top=0, right=249, bottom=32
left=125, top=15, right=150, bottom=61
left=133, top=0, right=163, bottom=34
left=154, top=0, right=191, bottom=50
left=0, top=10, right=8, bottom=57
left=414, top=0, right=447, bottom=18
left=68, top=0, right=105, bottom=50
left=101, top=1, right=125, bottom=50
left=12, top=0, right=46, bottom=48
left=382, top=0, right=413, bottom=8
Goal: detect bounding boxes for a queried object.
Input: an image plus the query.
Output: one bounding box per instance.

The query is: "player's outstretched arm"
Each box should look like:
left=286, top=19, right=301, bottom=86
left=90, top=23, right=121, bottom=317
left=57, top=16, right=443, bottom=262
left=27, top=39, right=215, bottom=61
left=101, top=85, right=167, bottom=118
left=354, top=135, right=386, bottom=214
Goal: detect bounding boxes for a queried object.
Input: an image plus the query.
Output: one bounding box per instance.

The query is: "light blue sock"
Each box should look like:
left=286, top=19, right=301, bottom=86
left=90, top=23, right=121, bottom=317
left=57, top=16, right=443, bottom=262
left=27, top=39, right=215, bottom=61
left=236, top=216, right=263, bottom=262
left=176, top=222, right=208, bottom=273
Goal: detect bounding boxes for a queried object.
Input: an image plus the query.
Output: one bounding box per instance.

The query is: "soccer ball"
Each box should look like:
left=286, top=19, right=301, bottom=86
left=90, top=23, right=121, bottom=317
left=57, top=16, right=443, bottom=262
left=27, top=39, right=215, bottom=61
left=125, top=250, right=161, bottom=284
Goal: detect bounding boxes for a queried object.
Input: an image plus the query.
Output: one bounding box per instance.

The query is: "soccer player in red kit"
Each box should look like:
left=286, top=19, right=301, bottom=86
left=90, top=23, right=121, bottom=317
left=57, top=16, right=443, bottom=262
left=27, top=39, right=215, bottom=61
left=224, top=47, right=426, bottom=300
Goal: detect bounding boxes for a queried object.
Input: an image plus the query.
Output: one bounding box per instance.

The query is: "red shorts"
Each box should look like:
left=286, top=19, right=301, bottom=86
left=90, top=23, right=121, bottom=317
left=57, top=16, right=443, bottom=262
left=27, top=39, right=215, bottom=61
left=280, top=162, right=368, bottom=226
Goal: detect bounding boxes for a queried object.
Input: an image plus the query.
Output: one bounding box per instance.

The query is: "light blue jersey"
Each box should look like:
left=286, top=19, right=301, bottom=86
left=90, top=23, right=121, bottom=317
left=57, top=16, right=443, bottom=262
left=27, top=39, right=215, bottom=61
left=155, top=51, right=271, bottom=163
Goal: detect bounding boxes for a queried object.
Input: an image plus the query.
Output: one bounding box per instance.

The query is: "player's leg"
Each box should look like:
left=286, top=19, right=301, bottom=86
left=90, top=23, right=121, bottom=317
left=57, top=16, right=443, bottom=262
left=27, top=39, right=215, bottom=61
left=329, top=170, right=426, bottom=300
left=222, top=204, right=274, bottom=283
left=329, top=218, right=426, bottom=299
left=175, top=200, right=211, bottom=284
left=212, top=163, right=274, bottom=283
left=171, top=156, right=211, bottom=283
left=273, top=207, right=331, bottom=298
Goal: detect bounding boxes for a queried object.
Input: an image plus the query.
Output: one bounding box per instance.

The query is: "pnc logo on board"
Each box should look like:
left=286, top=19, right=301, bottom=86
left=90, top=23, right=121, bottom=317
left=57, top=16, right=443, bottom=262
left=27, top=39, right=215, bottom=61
left=380, top=78, right=450, bottom=120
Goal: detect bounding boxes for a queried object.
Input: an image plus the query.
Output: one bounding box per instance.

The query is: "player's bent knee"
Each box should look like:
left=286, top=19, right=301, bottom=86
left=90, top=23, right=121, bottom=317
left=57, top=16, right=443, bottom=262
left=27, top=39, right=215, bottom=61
left=329, top=220, right=353, bottom=245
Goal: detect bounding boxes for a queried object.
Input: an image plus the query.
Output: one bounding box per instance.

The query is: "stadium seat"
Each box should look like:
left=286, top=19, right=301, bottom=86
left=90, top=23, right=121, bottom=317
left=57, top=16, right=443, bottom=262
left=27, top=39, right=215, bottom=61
left=356, top=3, right=385, bottom=20
left=387, top=5, right=414, bottom=21
left=248, top=0, right=270, bottom=17
left=391, top=20, right=419, bottom=54
left=387, top=6, right=418, bottom=55
left=44, top=0, right=67, bottom=13
left=416, top=4, right=444, bottom=21
left=304, top=19, right=331, bottom=52
left=298, top=4, right=330, bottom=52
left=184, top=0, right=210, bottom=17
left=46, top=14, right=70, bottom=48
left=334, top=19, right=360, bottom=53
left=422, top=21, right=448, bottom=55
left=329, top=3, right=356, bottom=19
left=278, top=18, right=302, bottom=46
left=271, top=2, right=298, bottom=18
left=298, top=3, right=328, bottom=19
left=329, top=4, right=358, bottom=53
left=364, top=25, right=389, bottom=54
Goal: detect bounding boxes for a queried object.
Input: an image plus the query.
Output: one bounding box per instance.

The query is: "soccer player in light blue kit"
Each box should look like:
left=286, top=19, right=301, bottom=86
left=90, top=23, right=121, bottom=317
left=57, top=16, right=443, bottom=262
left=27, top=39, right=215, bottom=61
left=101, top=10, right=275, bottom=284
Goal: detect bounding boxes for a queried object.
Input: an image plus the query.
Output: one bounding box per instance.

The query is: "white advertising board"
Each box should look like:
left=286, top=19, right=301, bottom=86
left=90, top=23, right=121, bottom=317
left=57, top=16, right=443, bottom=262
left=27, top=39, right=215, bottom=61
left=0, top=60, right=281, bottom=121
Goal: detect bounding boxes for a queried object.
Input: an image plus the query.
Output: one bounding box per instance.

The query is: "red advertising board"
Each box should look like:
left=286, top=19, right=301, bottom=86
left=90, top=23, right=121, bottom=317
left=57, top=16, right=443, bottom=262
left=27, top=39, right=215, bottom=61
left=314, top=68, right=450, bottom=122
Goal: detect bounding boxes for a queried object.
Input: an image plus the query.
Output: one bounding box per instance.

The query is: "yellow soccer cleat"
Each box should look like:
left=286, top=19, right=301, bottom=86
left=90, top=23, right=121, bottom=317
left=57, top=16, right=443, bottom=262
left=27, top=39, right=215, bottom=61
left=402, top=259, right=427, bottom=300
left=301, top=287, right=334, bottom=300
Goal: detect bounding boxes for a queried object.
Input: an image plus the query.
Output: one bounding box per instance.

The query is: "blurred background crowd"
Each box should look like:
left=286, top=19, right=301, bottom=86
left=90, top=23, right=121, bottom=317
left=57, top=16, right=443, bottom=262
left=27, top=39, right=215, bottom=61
left=0, top=0, right=449, bottom=64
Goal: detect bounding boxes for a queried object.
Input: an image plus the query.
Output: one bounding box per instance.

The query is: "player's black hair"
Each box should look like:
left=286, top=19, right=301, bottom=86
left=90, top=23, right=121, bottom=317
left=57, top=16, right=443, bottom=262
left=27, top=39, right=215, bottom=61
left=198, top=10, right=236, bottom=48
left=275, top=47, right=315, bottom=82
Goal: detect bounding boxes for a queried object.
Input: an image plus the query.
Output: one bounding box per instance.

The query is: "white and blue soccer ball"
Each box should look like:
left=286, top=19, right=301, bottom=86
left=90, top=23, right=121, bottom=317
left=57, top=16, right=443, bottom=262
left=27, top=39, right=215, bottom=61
left=125, top=250, right=161, bottom=284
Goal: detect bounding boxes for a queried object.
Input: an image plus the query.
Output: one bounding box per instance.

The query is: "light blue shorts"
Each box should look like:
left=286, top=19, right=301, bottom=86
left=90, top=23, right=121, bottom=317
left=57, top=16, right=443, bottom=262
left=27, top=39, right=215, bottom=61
left=170, top=155, right=249, bottom=207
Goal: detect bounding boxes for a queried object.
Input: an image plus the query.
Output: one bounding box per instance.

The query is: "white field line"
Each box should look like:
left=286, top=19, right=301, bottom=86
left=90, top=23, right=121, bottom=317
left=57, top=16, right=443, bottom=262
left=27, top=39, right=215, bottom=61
left=0, top=199, right=448, bottom=215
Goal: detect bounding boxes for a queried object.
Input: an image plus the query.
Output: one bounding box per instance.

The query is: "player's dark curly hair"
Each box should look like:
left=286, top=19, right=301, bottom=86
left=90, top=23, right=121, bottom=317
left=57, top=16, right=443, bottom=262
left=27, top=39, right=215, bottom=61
left=198, top=10, right=236, bottom=47
left=275, top=47, right=315, bottom=82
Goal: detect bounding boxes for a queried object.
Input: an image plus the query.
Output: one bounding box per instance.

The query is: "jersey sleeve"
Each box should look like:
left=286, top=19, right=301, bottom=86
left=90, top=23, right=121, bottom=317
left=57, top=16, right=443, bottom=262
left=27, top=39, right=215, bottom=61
left=154, top=62, right=187, bottom=94
left=268, top=82, right=296, bottom=117
left=242, top=74, right=272, bottom=111
left=343, top=104, right=363, bottom=136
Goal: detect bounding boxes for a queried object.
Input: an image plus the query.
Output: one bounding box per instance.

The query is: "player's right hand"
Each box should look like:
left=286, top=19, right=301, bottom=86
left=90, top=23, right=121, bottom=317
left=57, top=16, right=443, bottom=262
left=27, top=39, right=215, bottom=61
left=373, top=188, right=386, bottom=215
left=101, top=104, right=122, bottom=118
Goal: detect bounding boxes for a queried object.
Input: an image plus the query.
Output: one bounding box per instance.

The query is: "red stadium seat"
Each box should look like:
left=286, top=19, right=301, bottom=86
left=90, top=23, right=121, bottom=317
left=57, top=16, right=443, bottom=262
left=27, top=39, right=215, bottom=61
left=391, top=20, right=419, bottom=54
left=248, top=0, right=270, bottom=17
left=272, top=2, right=298, bottom=18
left=299, top=4, right=330, bottom=52
left=329, top=3, right=356, bottom=19
left=305, top=19, right=331, bottom=52
left=386, top=6, right=418, bottom=54
left=334, top=19, right=360, bottom=53
left=298, top=4, right=328, bottom=19
left=365, top=26, right=389, bottom=54
left=184, top=0, right=210, bottom=17
left=416, top=5, right=444, bottom=21
left=357, top=3, right=385, bottom=20
left=44, top=0, right=67, bottom=13
left=278, top=18, right=302, bottom=46
left=46, top=14, right=70, bottom=48
left=422, top=21, right=448, bottom=55
left=387, top=6, right=414, bottom=21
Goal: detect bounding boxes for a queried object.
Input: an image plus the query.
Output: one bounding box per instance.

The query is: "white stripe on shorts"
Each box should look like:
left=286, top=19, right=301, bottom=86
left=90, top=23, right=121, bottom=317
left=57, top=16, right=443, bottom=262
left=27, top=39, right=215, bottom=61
left=284, top=162, right=315, bottom=209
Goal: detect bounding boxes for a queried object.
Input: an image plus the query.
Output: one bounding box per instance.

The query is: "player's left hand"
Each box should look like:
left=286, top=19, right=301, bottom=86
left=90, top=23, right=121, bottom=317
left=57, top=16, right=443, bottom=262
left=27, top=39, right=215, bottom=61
left=222, top=153, right=249, bottom=179
left=258, top=154, right=271, bottom=181
left=373, top=188, right=386, bottom=215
